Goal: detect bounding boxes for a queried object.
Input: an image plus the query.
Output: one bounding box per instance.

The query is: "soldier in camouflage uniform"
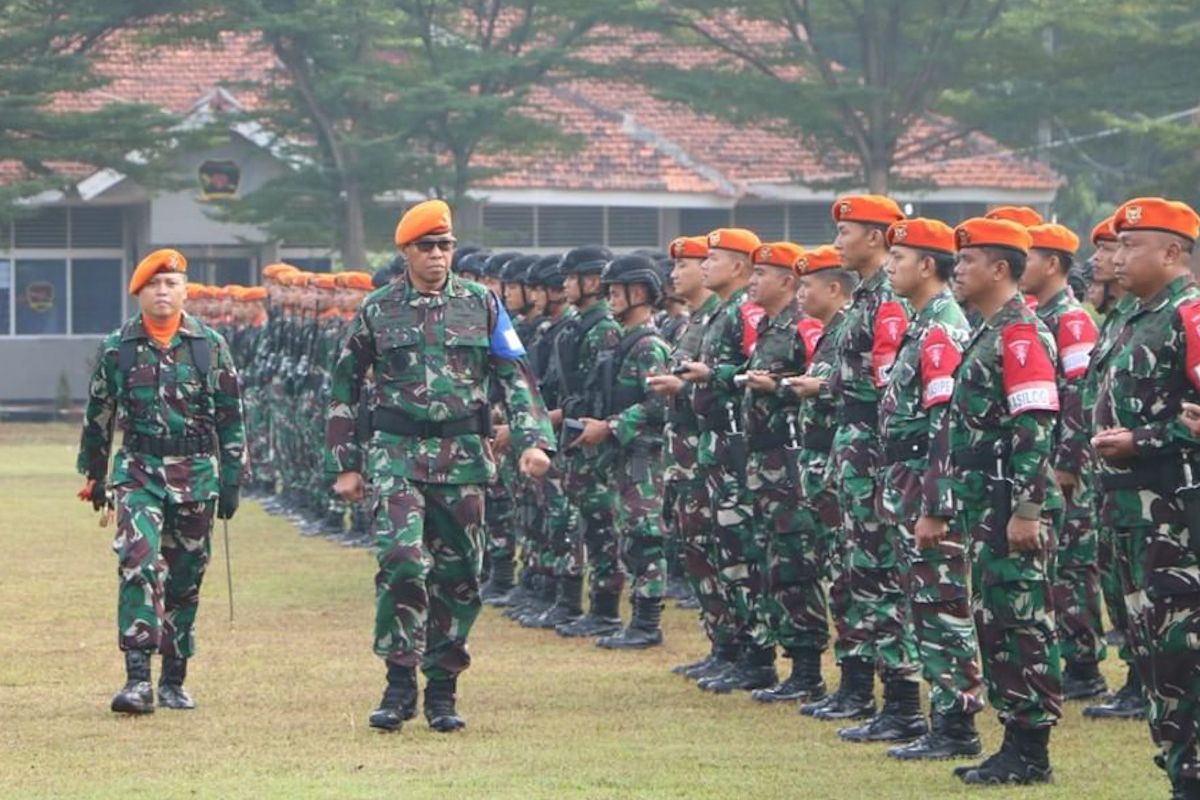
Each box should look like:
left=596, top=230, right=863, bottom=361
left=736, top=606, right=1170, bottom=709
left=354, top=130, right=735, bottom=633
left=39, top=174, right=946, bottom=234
left=77, top=249, right=245, bottom=715
left=931, top=218, right=1063, bottom=785
left=1092, top=198, right=1200, bottom=800
left=1021, top=224, right=1109, bottom=701
left=812, top=196, right=918, bottom=727
left=647, top=236, right=729, bottom=675
left=787, top=246, right=855, bottom=712
left=876, top=219, right=982, bottom=757
left=738, top=242, right=829, bottom=703
left=677, top=228, right=774, bottom=692
left=553, top=246, right=626, bottom=638
left=574, top=255, right=672, bottom=647
left=1082, top=217, right=1151, bottom=720
left=327, top=201, right=553, bottom=733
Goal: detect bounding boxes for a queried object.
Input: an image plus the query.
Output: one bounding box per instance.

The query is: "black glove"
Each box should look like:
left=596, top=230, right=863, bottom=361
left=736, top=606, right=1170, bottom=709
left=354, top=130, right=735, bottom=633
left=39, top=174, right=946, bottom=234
left=217, top=485, right=240, bottom=520
left=91, top=483, right=107, bottom=512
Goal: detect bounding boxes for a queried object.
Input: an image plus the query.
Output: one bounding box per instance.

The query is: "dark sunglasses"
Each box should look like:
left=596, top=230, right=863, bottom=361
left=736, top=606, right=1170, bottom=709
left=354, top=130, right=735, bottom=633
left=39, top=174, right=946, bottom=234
left=414, top=239, right=456, bottom=253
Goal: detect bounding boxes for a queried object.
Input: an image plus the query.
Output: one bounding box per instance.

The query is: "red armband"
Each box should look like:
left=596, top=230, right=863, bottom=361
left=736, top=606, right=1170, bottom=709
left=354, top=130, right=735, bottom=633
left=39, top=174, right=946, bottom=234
left=740, top=302, right=766, bottom=358
left=1180, top=299, right=1200, bottom=393
left=1002, top=322, right=1059, bottom=414
left=872, top=301, right=908, bottom=387
left=1056, top=308, right=1098, bottom=380
left=796, top=317, right=825, bottom=361
left=920, top=326, right=962, bottom=408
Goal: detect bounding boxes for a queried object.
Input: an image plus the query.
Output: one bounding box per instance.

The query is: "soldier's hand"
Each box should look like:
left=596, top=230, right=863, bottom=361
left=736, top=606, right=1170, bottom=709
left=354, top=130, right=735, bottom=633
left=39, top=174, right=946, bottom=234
left=1091, top=428, right=1135, bottom=461
left=333, top=471, right=366, bottom=502
left=914, top=515, right=948, bottom=549
left=217, top=485, right=240, bottom=520
left=77, top=478, right=107, bottom=512
left=573, top=418, right=611, bottom=447
left=493, top=425, right=512, bottom=454
left=518, top=447, right=551, bottom=478
left=677, top=361, right=710, bottom=383
left=744, top=371, right=777, bottom=392
left=785, top=375, right=824, bottom=398
left=1182, top=402, right=1200, bottom=436
left=1007, top=515, right=1041, bottom=553
left=646, top=374, right=684, bottom=396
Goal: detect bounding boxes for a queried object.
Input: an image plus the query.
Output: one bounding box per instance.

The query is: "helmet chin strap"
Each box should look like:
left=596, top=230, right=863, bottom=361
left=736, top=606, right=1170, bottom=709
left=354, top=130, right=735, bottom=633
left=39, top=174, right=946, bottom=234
left=575, top=274, right=602, bottom=301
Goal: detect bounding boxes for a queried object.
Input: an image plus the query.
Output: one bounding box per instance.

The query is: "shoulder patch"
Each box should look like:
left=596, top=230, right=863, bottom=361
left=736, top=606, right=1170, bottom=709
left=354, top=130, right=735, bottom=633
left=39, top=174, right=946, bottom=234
left=1180, top=298, right=1200, bottom=393
left=740, top=302, right=766, bottom=358
left=920, top=325, right=962, bottom=408
left=796, top=317, right=825, bottom=361
left=1056, top=308, right=1098, bottom=380
left=872, top=301, right=909, bottom=387
left=1002, top=322, right=1059, bottom=415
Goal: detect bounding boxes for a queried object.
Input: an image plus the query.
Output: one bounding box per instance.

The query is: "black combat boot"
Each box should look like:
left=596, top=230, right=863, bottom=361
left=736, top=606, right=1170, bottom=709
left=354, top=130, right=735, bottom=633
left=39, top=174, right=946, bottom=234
left=698, top=644, right=777, bottom=693
left=1084, top=665, right=1148, bottom=719
left=1062, top=659, right=1108, bottom=700
left=1174, top=778, right=1200, bottom=800
left=504, top=574, right=548, bottom=620
left=480, top=557, right=516, bottom=604
left=596, top=596, right=664, bottom=649
left=839, top=678, right=927, bottom=743
left=516, top=577, right=558, bottom=626
left=673, top=642, right=717, bottom=676
left=111, top=650, right=155, bottom=715
left=489, top=565, right=532, bottom=608
left=529, top=575, right=585, bottom=629
left=889, top=709, right=982, bottom=760
left=368, top=662, right=418, bottom=732
left=157, top=655, right=195, bottom=710
left=809, top=657, right=876, bottom=721
left=686, top=642, right=740, bottom=682
left=956, top=725, right=1053, bottom=785
left=320, top=508, right=346, bottom=537
left=752, top=647, right=825, bottom=703
left=556, top=591, right=623, bottom=638
left=424, top=676, right=466, bottom=732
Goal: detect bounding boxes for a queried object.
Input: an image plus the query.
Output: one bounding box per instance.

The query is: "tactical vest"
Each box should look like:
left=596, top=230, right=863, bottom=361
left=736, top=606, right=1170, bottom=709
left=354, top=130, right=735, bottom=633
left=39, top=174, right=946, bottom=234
left=556, top=310, right=607, bottom=416
left=594, top=327, right=656, bottom=418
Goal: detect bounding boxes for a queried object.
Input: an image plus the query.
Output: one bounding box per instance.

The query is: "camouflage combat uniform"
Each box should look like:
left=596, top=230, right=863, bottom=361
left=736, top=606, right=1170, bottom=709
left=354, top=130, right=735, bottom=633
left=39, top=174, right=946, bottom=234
left=77, top=313, right=245, bottom=658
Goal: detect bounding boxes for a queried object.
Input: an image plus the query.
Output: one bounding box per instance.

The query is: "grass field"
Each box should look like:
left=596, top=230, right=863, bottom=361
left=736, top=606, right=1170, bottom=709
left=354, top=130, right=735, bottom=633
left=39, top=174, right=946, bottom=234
left=0, top=423, right=1166, bottom=799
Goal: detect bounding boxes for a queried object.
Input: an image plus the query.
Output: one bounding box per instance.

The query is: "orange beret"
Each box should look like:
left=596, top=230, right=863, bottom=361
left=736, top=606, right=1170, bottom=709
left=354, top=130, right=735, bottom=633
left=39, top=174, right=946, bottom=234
left=293, top=272, right=315, bottom=288
left=129, top=248, right=187, bottom=295
left=262, top=263, right=299, bottom=281
left=954, top=218, right=1033, bottom=254
left=1090, top=217, right=1117, bottom=245
left=706, top=228, right=761, bottom=255
left=985, top=206, right=1044, bottom=227
left=226, top=286, right=245, bottom=301
left=886, top=218, right=955, bottom=255
left=669, top=235, right=710, bottom=260
left=244, top=286, right=267, bottom=302
left=1028, top=223, right=1080, bottom=255
left=339, top=271, right=375, bottom=291
left=313, top=273, right=338, bottom=290
left=832, top=195, right=905, bottom=226
left=794, top=245, right=841, bottom=275
left=394, top=199, right=452, bottom=247
left=1112, top=197, right=1200, bottom=242
left=210, top=286, right=230, bottom=299
left=185, top=283, right=204, bottom=299
left=752, top=242, right=805, bottom=271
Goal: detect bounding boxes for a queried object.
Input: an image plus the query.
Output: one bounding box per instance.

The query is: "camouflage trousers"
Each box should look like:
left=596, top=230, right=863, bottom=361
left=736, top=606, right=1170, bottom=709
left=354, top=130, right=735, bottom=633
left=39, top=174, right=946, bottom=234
left=961, top=501, right=1063, bottom=729
left=703, top=463, right=768, bottom=647
left=514, top=477, right=551, bottom=576
left=1052, top=488, right=1106, bottom=666
left=1099, top=524, right=1136, bottom=666
left=798, top=452, right=846, bottom=661
left=244, top=386, right=275, bottom=488
left=544, top=459, right=583, bottom=579
left=830, top=424, right=918, bottom=681
left=613, top=445, right=666, bottom=600
left=670, top=475, right=736, bottom=646
left=752, top=481, right=829, bottom=654
left=485, top=457, right=518, bottom=565
left=1114, top=523, right=1200, bottom=786
left=112, top=485, right=214, bottom=658
left=882, top=462, right=984, bottom=714
left=371, top=476, right=486, bottom=681
left=565, top=449, right=620, bottom=597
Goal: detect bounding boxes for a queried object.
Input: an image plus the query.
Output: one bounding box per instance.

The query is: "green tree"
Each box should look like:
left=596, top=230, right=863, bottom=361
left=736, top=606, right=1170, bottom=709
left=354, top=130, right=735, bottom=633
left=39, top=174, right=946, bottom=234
left=0, top=0, right=178, bottom=222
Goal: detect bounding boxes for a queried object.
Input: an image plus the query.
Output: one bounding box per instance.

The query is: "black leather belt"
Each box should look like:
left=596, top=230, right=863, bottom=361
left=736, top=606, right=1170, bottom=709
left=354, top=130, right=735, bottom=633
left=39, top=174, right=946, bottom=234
left=837, top=401, right=878, bottom=427
left=952, top=449, right=995, bottom=470
left=748, top=431, right=789, bottom=453
left=697, top=409, right=733, bottom=433
left=802, top=428, right=834, bottom=453
left=1099, top=458, right=1188, bottom=493
left=372, top=406, right=490, bottom=438
left=884, top=436, right=928, bottom=465
left=124, top=432, right=213, bottom=457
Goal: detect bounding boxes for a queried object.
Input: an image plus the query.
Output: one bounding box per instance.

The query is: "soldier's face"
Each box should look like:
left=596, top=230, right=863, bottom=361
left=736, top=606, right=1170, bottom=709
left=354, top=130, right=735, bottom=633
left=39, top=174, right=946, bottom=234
left=672, top=257, right=704, bottom=299
left=1114, top=230, right=1180, bottom=297
left=702, top=249, right=741, bottom=292
left=139, top=272, right=187, bottom=321
left=1092, top=241, right=1118, bottom=282
left=1019, top=249, right=1053, bottom=296
left=953, top=248, right=999, bottom=305
left=835, top=221, right=881, bottom=272
left=608, top=284, right=629, bottom=316
left=527, top=285, right=548, bottom=315
left=503, top=283, right=526, bottom=313
left=481, top=276, right=502, bottom=295
left=1085, top=280, right=1107, bottom=309
left=748, top=263, right=790, bottom=308
left=546, top=286, right=568, bottom=309
left=885, top=246, right=926, bottom=298
left=402, top=237, right=455, bottom=290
